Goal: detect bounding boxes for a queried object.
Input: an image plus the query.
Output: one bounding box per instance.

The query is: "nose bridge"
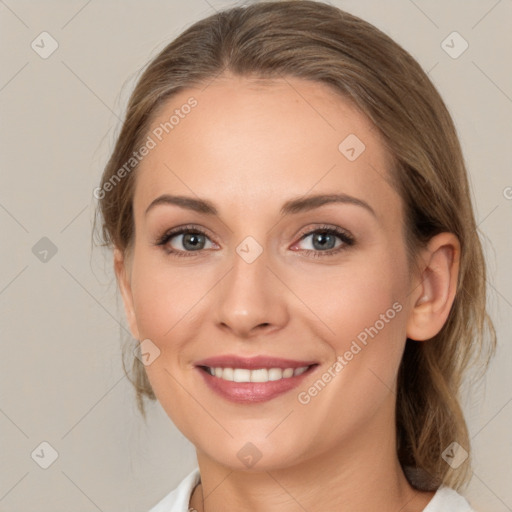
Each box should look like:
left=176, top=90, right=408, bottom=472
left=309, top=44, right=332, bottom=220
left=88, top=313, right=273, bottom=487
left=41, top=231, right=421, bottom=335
left=214, top=232, right=288, bottom=337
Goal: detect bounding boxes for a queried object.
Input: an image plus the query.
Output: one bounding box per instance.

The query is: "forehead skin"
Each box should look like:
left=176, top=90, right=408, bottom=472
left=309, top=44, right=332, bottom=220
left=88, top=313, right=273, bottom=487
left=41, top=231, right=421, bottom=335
left=133, top=74, right=403, bottom=251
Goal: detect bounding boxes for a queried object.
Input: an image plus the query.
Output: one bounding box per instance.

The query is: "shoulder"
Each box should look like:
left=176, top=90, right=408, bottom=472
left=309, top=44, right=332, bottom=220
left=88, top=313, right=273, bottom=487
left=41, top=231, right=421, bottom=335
left=423, top=485, right=476, bottom=512
left=148, top=468, right=201, bottom=512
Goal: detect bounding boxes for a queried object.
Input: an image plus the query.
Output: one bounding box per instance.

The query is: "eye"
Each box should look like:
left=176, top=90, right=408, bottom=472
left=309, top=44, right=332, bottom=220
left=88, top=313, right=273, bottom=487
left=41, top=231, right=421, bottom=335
left=155, top=223, right=355, bottom=259
left=291, top=225, right=355, bottom=258
left=155, top=225, right=215, bottom=257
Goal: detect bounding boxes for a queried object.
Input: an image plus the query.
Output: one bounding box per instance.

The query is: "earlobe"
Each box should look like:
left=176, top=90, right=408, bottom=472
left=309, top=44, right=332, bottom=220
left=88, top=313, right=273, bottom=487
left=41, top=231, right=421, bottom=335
left=406, top=233, right=460, bottom=341
left=114, top=247, right=140, bottom=340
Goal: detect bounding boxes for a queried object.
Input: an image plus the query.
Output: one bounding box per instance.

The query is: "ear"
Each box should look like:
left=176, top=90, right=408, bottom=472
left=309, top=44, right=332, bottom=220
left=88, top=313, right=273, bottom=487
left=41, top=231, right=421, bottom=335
left=114, top=247, right=140, bottom=340
left=406, top=232, right=460, bottom=341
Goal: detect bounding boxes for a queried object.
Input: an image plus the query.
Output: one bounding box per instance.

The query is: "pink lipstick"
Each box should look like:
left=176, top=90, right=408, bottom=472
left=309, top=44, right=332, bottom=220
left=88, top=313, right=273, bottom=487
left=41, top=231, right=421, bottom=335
left=195, top=355, right=318, bottom=403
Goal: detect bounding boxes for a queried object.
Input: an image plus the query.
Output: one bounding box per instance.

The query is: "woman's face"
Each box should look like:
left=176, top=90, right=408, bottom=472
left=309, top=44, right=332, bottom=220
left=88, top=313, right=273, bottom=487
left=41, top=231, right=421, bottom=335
left=118, top=75, right=420, bottom=470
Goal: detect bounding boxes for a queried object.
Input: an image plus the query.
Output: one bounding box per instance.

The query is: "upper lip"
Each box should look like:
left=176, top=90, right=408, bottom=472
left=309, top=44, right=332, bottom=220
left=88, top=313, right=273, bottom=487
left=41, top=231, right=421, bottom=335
left=195, top=355, right=318, bottom=370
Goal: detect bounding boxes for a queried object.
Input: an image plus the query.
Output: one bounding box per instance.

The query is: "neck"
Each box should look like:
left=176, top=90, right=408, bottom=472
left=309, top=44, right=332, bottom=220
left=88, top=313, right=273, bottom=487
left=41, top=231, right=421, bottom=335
left=189, top=402, right=434, bottom=512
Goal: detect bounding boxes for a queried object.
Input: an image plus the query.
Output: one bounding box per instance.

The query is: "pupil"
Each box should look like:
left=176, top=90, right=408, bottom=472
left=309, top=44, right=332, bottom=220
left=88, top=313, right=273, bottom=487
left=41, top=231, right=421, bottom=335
left=313, top=232, right=334, bottom=250
left=183, top=233, right=204, bottom=250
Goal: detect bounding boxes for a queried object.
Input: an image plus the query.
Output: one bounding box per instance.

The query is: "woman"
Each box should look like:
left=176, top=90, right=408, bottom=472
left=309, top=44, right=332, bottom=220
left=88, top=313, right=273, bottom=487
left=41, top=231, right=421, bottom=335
left=95, top=1, right=496, bottom=510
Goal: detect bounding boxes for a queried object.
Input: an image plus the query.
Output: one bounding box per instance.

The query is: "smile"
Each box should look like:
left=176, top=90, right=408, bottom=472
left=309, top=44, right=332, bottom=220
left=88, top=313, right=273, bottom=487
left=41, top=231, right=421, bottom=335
left=194, top=355, right=318, bottom=403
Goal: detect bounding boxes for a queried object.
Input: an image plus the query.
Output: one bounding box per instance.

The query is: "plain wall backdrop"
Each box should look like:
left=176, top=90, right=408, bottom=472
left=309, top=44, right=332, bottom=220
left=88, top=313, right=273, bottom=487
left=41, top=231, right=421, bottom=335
left=0, top=0, right=511, bottom=511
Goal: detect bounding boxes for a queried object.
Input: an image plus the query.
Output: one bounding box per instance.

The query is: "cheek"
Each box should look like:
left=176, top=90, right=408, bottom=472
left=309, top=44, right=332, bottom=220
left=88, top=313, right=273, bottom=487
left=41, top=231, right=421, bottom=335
left=296, top=249, right=410, bottom=395
left=129, top=252, right=210, bottom=343
left=296, top=251, right=409, bottom=344
left=127, top=253, right=212, bottom=436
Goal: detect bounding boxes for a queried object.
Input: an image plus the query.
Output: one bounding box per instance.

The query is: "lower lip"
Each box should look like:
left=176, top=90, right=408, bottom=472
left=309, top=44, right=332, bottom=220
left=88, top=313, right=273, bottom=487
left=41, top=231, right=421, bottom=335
left=196, top=366, right=317, bottom=403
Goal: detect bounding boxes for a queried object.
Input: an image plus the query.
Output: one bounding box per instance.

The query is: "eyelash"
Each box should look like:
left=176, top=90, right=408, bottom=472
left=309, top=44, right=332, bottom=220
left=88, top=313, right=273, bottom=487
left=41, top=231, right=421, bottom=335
left=155, top=224, right=355, bottom=259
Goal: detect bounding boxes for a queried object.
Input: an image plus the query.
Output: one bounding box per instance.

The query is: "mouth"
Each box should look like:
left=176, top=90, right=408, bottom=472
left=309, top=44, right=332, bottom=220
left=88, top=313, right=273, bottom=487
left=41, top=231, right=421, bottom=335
left=194, top=355, right=319, bottom=403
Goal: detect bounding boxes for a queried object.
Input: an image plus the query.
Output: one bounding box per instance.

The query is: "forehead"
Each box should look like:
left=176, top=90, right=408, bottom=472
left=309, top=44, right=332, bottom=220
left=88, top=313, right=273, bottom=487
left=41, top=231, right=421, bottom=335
left=133, top=75, right=400, bottom=225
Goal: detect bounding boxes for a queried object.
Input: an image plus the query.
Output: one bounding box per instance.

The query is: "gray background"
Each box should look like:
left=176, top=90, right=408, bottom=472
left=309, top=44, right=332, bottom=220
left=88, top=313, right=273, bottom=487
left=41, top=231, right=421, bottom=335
left=0, top=0, right=511, bottom=511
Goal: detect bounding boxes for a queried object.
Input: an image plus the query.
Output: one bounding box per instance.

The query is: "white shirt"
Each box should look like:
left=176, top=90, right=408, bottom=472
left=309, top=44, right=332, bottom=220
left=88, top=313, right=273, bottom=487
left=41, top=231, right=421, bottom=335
left=148, top=468, right=476, bottom=512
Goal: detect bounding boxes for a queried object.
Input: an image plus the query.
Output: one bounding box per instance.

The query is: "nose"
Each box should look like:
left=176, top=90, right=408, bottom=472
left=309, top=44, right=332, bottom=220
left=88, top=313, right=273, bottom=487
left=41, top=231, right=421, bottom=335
left=214, top=246, right=290, bottom=339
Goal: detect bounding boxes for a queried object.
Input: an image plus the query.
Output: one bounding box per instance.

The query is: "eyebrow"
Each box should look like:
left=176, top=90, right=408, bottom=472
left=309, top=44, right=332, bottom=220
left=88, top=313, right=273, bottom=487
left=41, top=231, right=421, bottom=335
left=144, top=193, right=376, bottom=218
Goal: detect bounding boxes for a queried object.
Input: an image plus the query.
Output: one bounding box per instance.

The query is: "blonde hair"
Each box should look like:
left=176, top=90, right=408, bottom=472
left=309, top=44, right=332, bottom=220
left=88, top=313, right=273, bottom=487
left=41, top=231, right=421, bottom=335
left=95, top=0, right=496, bottom=491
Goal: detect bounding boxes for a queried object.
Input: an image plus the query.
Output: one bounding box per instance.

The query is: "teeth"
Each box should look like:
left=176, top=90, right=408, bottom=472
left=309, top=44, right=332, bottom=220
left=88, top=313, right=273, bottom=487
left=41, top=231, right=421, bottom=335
left=294, top=366, right=308, bottom=376
left=233, top=369, right=251, bottom=382
left=268, top=368, right=282, bottom=381
left=205, top=366, right=310, bottom=383
left=222, top=367, right=234, bottom=381
left=250, top=368, right=268, bottom=382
